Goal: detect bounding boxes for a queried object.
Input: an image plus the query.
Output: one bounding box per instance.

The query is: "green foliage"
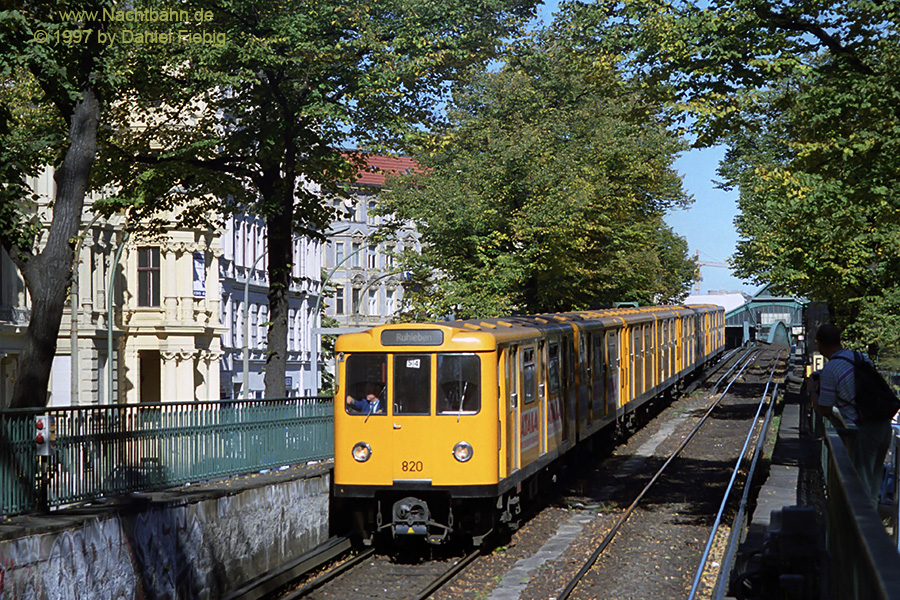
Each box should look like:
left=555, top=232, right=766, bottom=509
left=566, top=0, right=900, bottom=350
left=382, top=35, right=695, bottom=319
left=98, top=0, right=541, bottom=232
left=318, top=314, right=339, bottom=396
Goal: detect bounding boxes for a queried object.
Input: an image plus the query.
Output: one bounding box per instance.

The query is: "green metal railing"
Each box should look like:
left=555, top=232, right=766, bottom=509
left=1, top=397, right=334, bottom=517
left=820, top=419, right=900, bottom=599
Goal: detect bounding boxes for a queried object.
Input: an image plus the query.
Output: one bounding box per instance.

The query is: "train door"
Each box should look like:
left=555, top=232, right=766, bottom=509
left=659, top=320, right=667, bottom=384
left=506, top=346, right=519, bottom=474
left=561, top=338, right=572, bottom=443
left=547, top=342, right=563, bottom=453
left=390, top=354, right=433, bottom=483
left=620, top=325, right=631, bottom=405
left=538, top=340, right=548, bottom=456
left=644, top=325, right=653, bottom=394
left=686, top=318, right=694, bottom=366
left=672, top=316, right=684, bottom=373
left=696, top=314, right=705, bottom=360
left=669, top=321, right=676, bottom=376
left=579, top=334, right=592, bottom=429
left=606, top=330, right=619, bottom=416
left=520, top=345, right=541, bottom=466
left=592, top=333, right=605, bottom=421
left=633, top=327, right=644, bottom=398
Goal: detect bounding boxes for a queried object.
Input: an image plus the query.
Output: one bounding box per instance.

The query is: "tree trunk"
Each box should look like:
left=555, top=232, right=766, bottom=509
left=263, top=204, right=293, bottom=399
left=7, top=87, right=100, bottom=408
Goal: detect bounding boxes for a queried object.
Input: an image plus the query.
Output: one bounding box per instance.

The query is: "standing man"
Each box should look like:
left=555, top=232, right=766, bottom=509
left=809, top=323, right=893, bottom=508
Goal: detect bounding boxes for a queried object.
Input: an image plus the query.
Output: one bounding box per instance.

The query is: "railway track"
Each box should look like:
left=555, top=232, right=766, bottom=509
left=429, top=345, right=789, bottom=600
left=554, top=346, right=786, bottom=600
left=250, top=347, right=788, bottom=600
left=269, top=545, right=481, bottom=600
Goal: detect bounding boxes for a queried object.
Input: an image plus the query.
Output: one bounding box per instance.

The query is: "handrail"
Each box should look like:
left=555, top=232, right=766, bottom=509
left=823, top=427, right=900, bottom=599
left=1, top=397, right=334, bottom=517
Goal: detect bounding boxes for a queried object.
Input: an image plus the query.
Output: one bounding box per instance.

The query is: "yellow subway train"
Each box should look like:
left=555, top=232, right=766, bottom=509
left=332, top=305, right=725, bottom=546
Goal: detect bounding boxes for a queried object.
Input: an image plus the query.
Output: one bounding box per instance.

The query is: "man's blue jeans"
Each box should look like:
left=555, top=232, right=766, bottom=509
left=851, top=419, right=894, bottom=508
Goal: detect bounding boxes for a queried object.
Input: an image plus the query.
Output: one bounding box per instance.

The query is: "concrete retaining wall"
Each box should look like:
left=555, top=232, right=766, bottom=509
left=0, top=465, right=330, bottom=599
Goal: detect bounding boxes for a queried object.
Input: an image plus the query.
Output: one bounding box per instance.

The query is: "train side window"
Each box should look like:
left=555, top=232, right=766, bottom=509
left=344, top=354, right=387, bottom=415
left=593, top=334, right=604, bottom=375
left=548, top=344, right=561, bottom=395
left=394, top=354, right=431, bottom=415
left=523, top=348, right=536, bottom=405
left=438, top=354, right=481, bottom=414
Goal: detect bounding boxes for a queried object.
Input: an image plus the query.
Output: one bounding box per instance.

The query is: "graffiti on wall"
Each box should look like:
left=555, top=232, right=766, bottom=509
left=0, top=473, right=329, bottom=600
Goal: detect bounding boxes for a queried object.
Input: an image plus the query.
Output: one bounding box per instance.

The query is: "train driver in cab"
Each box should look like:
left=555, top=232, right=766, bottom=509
left=346, top=384, right=384, bottom=415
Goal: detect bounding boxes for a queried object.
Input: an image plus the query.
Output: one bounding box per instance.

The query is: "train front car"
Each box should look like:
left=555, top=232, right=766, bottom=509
left=333, top=324, right=500, bottom=546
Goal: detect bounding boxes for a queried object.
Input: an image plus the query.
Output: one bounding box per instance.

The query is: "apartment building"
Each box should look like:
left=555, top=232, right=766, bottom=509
left=322, top=155, right=420, bottom=328
left=217, top=213, right=322, bottom=399
left=0, top=168, right=322, bottom=405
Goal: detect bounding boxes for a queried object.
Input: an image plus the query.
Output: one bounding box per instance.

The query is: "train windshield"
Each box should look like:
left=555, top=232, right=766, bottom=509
left=438, top=354, right=480, bottom=415
left=345, top=352, right=481, bottom=416
left=394, top=354, right=431, bottom=415
left=344, top=354, right=387, bottom=415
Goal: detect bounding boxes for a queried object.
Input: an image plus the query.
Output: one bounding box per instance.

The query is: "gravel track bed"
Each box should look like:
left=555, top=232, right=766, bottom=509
left=301, top=551, right=463, bottom=600
left=433, top=349, right=786, bottom=600
left=274, top=350, right=784, bottom=600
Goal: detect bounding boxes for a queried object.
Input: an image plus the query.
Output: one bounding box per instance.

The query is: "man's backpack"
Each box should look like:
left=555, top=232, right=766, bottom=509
left=833, top=351, right=900, bottom=423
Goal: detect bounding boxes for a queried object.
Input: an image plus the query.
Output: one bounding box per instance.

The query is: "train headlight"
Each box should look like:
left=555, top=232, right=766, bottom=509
left=452, top=441, right=473, bottom=463
left=352, top=442, right=372, bottom=462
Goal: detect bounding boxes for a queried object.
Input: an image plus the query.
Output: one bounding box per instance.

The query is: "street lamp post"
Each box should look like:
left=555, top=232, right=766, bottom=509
left=242, top=251, right=267, bottom=400
left=106, top=228, right=131, bottom=405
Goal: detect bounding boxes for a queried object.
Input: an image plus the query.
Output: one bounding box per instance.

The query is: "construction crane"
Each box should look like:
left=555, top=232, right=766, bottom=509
left=693, top=250, right=730, bottom=294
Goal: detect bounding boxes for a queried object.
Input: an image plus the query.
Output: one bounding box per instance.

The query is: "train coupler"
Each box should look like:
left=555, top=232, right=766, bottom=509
left=388, top=497, right=452, bottom=544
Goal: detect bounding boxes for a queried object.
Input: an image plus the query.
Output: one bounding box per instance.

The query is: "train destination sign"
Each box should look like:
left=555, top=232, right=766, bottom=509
left=381, top=329, right=444, bottom=346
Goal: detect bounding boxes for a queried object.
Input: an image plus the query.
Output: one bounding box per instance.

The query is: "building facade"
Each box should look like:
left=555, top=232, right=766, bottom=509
left=0, top=168, right=323, bottom=406
left=1, top=156, right=428, bottom=406
left=322, top=156, right=420, bottom=328
left=217, top=212, right=322, bottom=399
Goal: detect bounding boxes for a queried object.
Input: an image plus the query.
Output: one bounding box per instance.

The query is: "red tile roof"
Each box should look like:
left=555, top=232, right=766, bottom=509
left=345, top=154, right=422, bottom=187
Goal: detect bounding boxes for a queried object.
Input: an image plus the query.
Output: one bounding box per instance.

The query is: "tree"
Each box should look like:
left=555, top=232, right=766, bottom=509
left=0, top=1, right=119, bottom=408
left=101, top=0, right=541, bottom=398
left=382, top=36, right=695, bottom=319
left=566, top=0, right=900, bottom=347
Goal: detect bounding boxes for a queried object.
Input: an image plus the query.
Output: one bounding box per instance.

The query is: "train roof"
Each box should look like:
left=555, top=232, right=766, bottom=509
left=334, top=305, right=722, bottom=353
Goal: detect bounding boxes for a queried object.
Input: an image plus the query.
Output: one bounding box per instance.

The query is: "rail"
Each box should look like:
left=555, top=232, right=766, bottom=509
left=0, top=397, right=334, bottom=517
left=557, top=347, right=762, bottom=600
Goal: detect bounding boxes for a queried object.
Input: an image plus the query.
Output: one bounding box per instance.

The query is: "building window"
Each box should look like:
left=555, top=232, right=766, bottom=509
left=233, top=218, right=242, bottom=265
left=351, top=287, right=361, bottom=315
left=351, top=242, right=361, bottom=268
left=137, top=247, right=160, bottom=307
left=367, top=200, right=377, bottom=225
left=386, top=289, right=395, bottom=315
left=368, top=289, right=377, bottom=315
left=258, top=306, right=268, bottom=348
left=385, top=245, right=394, bottom=268
left=287, top=309, right=294, bottom=351
left=335, top=242, right=344, bottom=267
left=335, top=286, right=344, bottom=314
left=367, top=245, right=377, bottom=269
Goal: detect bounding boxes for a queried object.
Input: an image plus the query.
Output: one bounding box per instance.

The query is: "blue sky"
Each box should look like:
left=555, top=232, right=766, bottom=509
left=669, top=147, right=756, bottom=296
left=534, top=1, right=757, bottom=297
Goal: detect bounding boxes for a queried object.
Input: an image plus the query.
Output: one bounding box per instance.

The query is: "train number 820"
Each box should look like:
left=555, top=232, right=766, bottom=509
left=401, top=460, right=424, bottom=472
